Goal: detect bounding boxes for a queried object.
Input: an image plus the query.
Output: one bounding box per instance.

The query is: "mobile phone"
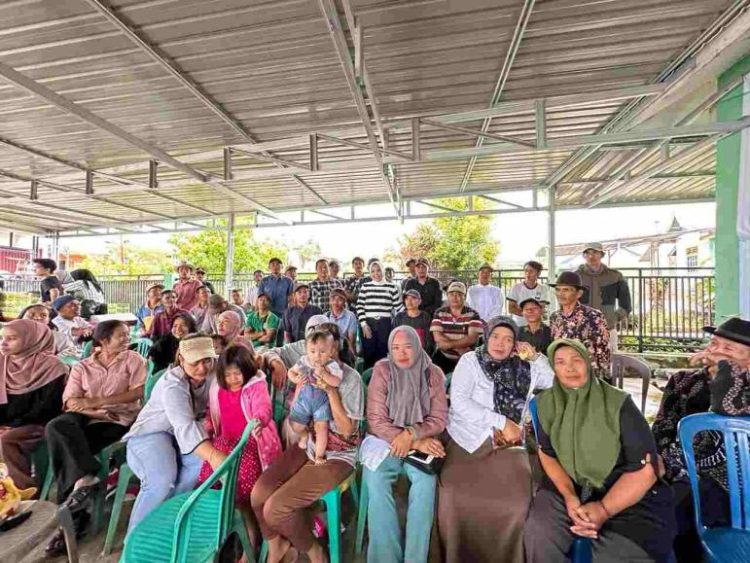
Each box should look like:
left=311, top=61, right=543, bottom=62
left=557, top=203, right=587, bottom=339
left=407, top=450, right=435, bottom=464
left=0, top=510, right=32, bottom=532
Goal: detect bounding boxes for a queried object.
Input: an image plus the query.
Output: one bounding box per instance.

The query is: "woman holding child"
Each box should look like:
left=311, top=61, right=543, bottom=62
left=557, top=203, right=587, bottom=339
left=251, top=323, right=364, bottom=563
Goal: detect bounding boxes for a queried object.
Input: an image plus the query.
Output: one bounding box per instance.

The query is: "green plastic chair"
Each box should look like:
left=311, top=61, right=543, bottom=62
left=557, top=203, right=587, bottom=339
left=81, top=340, right=93, bottom=359
left=361, top=367, right=373, bottom=385
left=134, top=337, right=153, bottom=359
left=60, top=355, right=80, bottom=367
left=355, top=357, right=364, bottom=375
left=102, top=367, right=166, bottom=554
left=121, top=422, right=256, bottom=563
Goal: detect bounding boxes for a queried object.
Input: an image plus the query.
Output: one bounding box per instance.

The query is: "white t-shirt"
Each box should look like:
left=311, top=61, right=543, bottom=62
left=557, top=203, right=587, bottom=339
left=465, top=284, right=504, bottom=322
left=506, top=282, right=554, bottom=326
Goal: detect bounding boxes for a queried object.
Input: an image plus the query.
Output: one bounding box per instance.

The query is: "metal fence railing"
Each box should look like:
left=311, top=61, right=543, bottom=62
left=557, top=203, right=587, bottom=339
left=1, top=268, right=715, bottom=353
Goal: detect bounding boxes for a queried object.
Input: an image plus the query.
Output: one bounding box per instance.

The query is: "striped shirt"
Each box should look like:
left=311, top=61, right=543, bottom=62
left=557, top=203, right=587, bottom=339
left=356, top=280, right=402, bottom=322
left=429, top=306, right=484, bottom=360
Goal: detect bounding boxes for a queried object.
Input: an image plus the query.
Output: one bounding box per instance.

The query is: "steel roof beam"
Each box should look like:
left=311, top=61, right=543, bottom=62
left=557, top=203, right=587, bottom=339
left=81, top=0, right=327, bottom=208
left=317, top=0, right=398, bottom=214
left=419, top=118, right=535, bottom=149
left=0, top=60, right=290, bottom=224
left=458, top=0, right=536, bottom=193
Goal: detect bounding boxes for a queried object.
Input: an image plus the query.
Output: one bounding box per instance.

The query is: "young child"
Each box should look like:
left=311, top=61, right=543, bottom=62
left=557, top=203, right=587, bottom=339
left=288, top=330, right=343, bottom=464
left=198, top=344, right=282, bottom=534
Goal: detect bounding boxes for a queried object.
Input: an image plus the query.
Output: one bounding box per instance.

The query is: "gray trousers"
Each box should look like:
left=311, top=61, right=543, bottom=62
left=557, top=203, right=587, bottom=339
left=524, top=487, right=654, bottom=563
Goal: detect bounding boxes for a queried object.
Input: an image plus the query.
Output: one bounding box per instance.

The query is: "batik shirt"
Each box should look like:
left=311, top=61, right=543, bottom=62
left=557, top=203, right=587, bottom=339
left=549, top=302, right=610, bottom=378
left=308, top=279, right=344, bottom=313
left=652, top=362, right=750, bottom=490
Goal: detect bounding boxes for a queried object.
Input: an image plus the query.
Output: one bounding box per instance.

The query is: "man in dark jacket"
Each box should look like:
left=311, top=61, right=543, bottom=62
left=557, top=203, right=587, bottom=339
left=576, top=242, right=631, bottom=350
left=403, top=257, right=443, bottom=317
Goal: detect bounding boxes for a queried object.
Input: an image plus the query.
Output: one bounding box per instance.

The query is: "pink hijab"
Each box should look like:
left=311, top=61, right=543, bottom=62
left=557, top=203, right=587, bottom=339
left=0, top=319, right=67, bottom=405
left=217, top=311, right=254, bottom=351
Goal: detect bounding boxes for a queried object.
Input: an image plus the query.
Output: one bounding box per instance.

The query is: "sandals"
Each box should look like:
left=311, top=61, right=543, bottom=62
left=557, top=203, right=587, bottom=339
left=64, top=482, right=99, bottom=512
left=45, top=510, right=90, bottom=557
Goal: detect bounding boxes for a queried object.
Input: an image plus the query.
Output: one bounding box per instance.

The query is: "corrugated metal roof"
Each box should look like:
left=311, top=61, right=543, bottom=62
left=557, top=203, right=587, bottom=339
left=0, top=0, right=743, bottom=234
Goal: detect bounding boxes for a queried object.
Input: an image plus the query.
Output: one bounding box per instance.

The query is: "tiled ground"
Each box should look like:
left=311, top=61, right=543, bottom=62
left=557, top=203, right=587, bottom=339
left=28, top=377, right=666, bottom=563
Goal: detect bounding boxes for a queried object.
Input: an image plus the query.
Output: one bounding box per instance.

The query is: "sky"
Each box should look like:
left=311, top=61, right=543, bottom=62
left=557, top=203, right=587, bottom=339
left=53, top=200, right=716, bottom=269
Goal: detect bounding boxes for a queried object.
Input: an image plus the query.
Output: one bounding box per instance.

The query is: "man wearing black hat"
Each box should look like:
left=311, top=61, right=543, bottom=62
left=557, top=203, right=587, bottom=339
left=549, top=271, right=611, bottom=379
left=652, top=317, right=750, bottom=562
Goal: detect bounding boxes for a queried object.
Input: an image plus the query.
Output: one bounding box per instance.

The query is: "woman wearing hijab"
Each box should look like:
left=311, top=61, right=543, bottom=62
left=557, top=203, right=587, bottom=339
left=524, top=339, right=676, bottom=562
left=356, top=260, right=403, bottom=370
left=360, top=325, right=448, bottom=563
left=216, top=310, right=252, bottom=349
left=437, top=316, right=553, bottom=563
left=0, top=319, right=68, bottom=489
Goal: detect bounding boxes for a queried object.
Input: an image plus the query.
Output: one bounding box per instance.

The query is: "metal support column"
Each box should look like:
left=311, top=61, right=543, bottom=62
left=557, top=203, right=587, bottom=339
left=52, top=232, right=60, bottom=263
left=547, top=185, right=556, bottom=275
left=225, top=213, right=235, bottom=298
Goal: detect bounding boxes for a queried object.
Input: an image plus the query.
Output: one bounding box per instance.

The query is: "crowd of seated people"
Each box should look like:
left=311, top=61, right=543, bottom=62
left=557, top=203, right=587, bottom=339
left=0, top=248, right=747, bottom=563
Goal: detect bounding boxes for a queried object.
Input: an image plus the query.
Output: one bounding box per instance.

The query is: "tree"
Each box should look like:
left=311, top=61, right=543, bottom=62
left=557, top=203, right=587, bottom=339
left=79, top=240, right=173, bottom=276
left=168, top=222, right=288, bottom=274
left=395, top=198, right=499, bottom=270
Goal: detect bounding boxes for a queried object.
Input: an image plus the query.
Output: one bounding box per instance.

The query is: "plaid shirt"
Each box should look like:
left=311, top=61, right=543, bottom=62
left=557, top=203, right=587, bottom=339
left=308, top=278, right=343, bottom=312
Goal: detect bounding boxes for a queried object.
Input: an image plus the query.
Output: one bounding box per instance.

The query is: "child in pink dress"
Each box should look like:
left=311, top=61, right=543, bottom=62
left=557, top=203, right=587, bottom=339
left=197, top=344, right=282, bottom=539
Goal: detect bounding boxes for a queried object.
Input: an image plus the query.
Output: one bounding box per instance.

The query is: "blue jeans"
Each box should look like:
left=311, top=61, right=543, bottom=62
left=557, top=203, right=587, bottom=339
left=125, top=432, right=203, bottom=533
left=364, top=455, right=436, bottom=563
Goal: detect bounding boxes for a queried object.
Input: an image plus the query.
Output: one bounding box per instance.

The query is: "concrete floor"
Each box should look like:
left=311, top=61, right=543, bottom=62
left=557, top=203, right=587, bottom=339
left=28, top=376, right=665, bottom=563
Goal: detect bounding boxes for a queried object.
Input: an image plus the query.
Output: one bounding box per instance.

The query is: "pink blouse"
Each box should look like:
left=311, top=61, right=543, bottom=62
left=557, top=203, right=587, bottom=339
left=217, top=387, right=246, bottom=440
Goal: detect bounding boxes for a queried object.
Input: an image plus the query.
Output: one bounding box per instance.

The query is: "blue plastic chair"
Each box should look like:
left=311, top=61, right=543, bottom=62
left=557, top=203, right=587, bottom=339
left=679, top=413, right=750, bottom=563
left=529, top=398, right=593, bottom=563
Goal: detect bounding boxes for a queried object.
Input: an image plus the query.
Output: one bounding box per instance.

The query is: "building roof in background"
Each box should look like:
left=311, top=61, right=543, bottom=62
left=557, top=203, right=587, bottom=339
left=0, top=1, right=746, bottom=236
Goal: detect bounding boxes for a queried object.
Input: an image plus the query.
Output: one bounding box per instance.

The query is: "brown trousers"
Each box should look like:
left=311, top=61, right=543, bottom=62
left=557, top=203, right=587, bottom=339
left=0, top=425, right=45, bottom=490
left=250, top=446, right=352, bottom=552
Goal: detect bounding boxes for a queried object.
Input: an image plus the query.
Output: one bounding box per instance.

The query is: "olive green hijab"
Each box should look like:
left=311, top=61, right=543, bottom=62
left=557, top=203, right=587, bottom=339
left=537, top=339, right=628, bottom=490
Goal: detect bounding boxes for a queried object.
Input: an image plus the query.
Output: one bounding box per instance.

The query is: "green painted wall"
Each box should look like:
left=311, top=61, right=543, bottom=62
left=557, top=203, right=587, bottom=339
left=715, top=56, right=749, bottom=320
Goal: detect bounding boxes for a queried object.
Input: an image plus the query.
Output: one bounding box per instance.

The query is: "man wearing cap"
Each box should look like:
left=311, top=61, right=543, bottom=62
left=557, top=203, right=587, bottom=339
left=244, top=292, right=280, bottom=348
left=576, top=242, right=631, bottom=351
left=430, top=281, right=484, bottom=373
left=345, top=256, right=367, bottom=310
left=172, top=261, right=203, bottom=311
left=258, top=258, right=295, bottom=319
left=517, top=298, right=552, bottom=354
left=308, top=258, right=343, bottom=313
left=200, top=293, right=246, bottom=335
left=282, top=284, right=323, bottom=344
left=466, top=263, right=504, bottom=322
left=651, top=318, right=750, bottom=561
left=241, top=269, right=264, bottom=311
left=326, top=288, right=357, bottom=351
left=148, top=289, right=190, bottom=339
left=262, top=314, right=331, bottom=390
left=136, top=283, right=164, bottom=337
left=401, top=258, right=417, bottom=289
left=507, top=260, right=553, bottom=327
left=549, top=271, right=611, bottom=379
left=193, top=268, right=216, bottom=295
left=394, top=288, right=434, bottom=353
left=403, top=258, right=443, bottom=318
left=51, top=295, right=93, bottom=353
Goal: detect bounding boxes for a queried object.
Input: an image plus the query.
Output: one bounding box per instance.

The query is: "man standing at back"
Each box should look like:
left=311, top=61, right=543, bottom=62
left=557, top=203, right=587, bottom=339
left=308, top=258, right=343, bottom=313
left=172, top=261, right=203, bottom=311
left=576, top=242, right=631, bottom=352
left=282, top=284, right=323, bottom=343
left=506, top=260, right=553, bottom=327
left=403, top=258, right=443, bottom=318
left=258, top=257, right=294, bottom=319
left=466, top=263, right=504, bottom=322
left=549, top=271, right=610, bottom=379
left=33, top=258, right=63, bottom=304
left=243, top=269, right=264, bottom=311
left=401, top=258, right=417, bottom=289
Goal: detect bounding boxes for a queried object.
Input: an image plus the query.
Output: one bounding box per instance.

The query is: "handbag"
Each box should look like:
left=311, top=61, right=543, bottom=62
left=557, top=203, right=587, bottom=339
left=403, top=449, right=444, bottom=475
